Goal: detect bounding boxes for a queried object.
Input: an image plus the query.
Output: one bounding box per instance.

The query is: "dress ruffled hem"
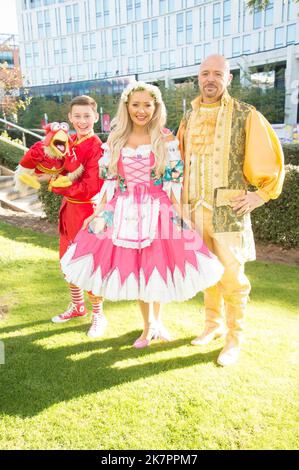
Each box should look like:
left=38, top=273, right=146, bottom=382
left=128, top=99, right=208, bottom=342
left=61, top=243, right=224, bottom=303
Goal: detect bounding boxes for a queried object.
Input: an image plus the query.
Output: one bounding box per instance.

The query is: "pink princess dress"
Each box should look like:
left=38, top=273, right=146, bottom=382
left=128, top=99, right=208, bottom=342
left=60, top=140, right=224, bottom=302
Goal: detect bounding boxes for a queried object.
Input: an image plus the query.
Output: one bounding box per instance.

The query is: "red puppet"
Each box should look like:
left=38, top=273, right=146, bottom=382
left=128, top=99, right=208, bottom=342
left=14, top=122, right=83, bottom=192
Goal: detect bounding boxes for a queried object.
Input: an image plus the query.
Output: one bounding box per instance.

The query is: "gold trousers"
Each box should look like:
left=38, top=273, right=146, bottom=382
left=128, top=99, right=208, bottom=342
left=193, top=207, right=251, bottom=343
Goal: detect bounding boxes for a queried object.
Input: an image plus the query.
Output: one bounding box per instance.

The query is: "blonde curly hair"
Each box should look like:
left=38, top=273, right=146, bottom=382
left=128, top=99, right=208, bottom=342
left=107, top=82, right=168, bottom=177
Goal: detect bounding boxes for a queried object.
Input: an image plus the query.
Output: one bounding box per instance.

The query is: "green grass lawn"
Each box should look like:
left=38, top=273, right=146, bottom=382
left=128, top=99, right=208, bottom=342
left=0, top=220, right=298, bottom=450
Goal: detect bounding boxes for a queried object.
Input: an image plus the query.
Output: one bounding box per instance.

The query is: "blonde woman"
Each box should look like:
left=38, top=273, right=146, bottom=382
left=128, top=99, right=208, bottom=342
left=60, top=81, right=223, bottom=348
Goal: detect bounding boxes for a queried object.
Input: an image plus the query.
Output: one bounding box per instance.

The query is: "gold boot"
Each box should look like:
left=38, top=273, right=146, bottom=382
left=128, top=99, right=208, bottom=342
left=217, top=301, right=246, bottom=366
left=191, top=284, right=226, bottom=345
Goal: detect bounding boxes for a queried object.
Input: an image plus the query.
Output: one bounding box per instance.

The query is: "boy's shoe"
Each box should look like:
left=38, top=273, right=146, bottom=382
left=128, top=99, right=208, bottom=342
left=51, top=302, right=88, bottom=323
left=87, top=314, right=108, bottom=338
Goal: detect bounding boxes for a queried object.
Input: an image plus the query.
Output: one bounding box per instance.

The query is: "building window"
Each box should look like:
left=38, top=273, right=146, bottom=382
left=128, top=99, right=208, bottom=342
left=49, top=68, right=55, bottom=84
left=135, top=1, right=141, bottom=20
left=253, top=7, right=262, bottom=29
left=95, top=0, right=102, bottom=28
left=168, top=0, right=175, bottom=12
left=237, top=0, right=241, bottom=33
left=186, top=10, right=192, bottom=44
left=120, top=27, right=126, bottom=56
left=37, top=13, right=44, bottom=38
left=204, top=43, right=211, bottom=58
left=41, top=68, right=48, bottom=84
left=147, top=0, right=153, bottom=17
left=223, top=0, right=231, bottom=36
left=232, top=37, right=240, bottom=56
left=126, top=0, right=133, bottom=22
left=66, top=5, right=72, bottom=34
left=0, top=50, right=14, bottom=67
left=287, top=24, right=296, bottom=45
left=103, top=0, right=109, bottom=27
left=194, top=44, right=201, bottom=64
left=200, top=7, right=206, bottom=41
left=29, top=0, right=41, bottom=7
left=73, top=4, right=79, bottom=33
left=61, top=38, right=67, bottom=64
left=136, top=55, right=143, bottom=73
left=55, top=8, right=62, bottom=36
left=82, top=34, right=89, bottom=61
left=54, top=38, right=61, bottom=64
left=90, top=33, right=96, bottom=60
left=274, top=27, right=284, bottom=47
left=152, top=19, right=158, bottom=51
left=287, top=0, right=295, bottom=21
left=44, top=10, right=51, bottom=37
left=160, top=51, right=167, bottom=70
left=213, top=2, right=221, bottom=39
left=159, top=0, right=167, bottom=15
left=128, top=57, right=135, bottom=74
left=169, top=50, right=175, bottom=68
left=143, top=21, right=150, bottom=52
left=264, top=0, right=273, bottom=26
left=243, top=34, right=251, bottom=53
left=112, top=28, right=118, bottom=56
left=177, top=13, right=184, bottom=46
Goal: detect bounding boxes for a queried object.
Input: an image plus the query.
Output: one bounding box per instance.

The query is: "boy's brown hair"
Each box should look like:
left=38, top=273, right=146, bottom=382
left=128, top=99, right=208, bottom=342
left=69, top=95, right=98, bottom=113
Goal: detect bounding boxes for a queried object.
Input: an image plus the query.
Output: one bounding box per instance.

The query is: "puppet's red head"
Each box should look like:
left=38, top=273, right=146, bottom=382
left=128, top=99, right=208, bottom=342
left=43, top=122, right=71, bottom=158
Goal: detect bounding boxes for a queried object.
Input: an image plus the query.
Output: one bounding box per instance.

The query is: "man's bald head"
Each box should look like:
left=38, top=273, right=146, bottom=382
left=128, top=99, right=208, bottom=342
left=199, top=55, right=231, bottom=75
left=198, top=55, right=233, bottom=104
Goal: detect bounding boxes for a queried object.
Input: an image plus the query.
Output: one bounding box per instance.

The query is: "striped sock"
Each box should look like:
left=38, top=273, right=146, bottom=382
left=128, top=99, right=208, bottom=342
left=88, top=293, right=104, bottom=317
left=69, top=283, right=85, bottom=306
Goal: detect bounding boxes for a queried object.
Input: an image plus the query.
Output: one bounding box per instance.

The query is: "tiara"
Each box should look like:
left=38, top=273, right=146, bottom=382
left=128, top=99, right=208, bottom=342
left=121, top=81, right=163, bottom=104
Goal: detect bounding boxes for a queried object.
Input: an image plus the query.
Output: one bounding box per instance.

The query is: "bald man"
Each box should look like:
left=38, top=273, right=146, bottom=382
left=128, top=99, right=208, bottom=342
left=177, top=55, right=284, bottom=366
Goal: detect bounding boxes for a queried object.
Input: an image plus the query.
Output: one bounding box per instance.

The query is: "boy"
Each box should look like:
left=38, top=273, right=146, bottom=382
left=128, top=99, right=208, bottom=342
left=39, top=95, right=107, bottom=338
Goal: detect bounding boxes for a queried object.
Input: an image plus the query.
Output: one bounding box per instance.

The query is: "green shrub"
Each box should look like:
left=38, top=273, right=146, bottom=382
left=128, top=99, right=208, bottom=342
left=38, top=183, right=63, bottom=224
left=251, top=165, right=299, bottom=248
left=0, top=140, right=24, bottom=170
left=282, top=144, right=299, bottom=166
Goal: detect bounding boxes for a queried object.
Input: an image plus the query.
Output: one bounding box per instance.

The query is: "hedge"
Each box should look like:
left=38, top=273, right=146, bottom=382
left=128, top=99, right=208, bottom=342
left=251, top=165, right=299, bottom=249
left=38, top=183, right=63, bottom=224
left=282, top=144, right=299, bottom=166
left=0, top=140, right=24, bottom=170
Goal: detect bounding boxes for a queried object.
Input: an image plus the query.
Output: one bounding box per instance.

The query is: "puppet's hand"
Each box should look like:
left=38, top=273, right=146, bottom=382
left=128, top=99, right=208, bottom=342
left=18, top=173, right=41, bottom=190
left=51, top=175, right=72, bottom=188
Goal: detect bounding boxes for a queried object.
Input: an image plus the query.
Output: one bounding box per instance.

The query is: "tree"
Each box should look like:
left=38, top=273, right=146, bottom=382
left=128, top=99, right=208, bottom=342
left=0, top=48, right=30, bottom=120
left=247, top=0, right=298, bottom=10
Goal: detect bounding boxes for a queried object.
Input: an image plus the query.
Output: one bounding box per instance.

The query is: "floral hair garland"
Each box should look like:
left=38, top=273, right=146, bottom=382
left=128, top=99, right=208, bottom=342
left=121, top=81, right=163, bottom=104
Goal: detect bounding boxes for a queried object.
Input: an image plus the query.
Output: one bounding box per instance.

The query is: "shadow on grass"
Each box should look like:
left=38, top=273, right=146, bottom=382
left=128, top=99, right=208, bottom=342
left=0, top=320, right=221, bottom=418
left=0, top=221, right=58, bottom=252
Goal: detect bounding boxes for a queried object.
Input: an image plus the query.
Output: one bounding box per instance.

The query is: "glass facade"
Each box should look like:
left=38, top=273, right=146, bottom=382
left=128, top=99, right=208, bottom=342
left=213, top=3, right=221, bottom=39
left=275, top=27, right=284, bottom=47
left=18, top=0, right=298, bottom=100
left=223, top=0, right=231, bottom=36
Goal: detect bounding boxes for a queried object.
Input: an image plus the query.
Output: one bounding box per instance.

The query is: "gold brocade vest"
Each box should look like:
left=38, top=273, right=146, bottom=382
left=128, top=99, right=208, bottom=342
left=181, top=93, right=255, bottom=233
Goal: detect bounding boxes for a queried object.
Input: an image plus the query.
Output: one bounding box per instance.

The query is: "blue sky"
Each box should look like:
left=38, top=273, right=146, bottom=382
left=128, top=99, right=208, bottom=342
left=0, top=0, right=18, bottom=35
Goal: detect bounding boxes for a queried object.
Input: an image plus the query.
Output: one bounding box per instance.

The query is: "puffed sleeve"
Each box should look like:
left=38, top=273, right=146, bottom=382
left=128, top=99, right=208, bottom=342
left=97, top=142, right=117, bottom=203
left=244, top=109, right=285, bottom=202
left=162, top=139, right=184, bottom=204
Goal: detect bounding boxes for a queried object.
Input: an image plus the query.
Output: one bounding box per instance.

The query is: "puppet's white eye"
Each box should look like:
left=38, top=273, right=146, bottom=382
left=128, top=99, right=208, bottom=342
left=60, top=122, right=69, bottom=132
left=51, top=122, right=60, bottom=131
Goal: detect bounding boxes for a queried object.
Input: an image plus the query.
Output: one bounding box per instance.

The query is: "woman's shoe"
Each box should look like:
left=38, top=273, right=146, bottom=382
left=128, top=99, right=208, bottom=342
left=156, top=325, right=171, bottom=342
left=133, top=338, right=151, bottom=349
left=133, top=326, right=157, bottom=349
